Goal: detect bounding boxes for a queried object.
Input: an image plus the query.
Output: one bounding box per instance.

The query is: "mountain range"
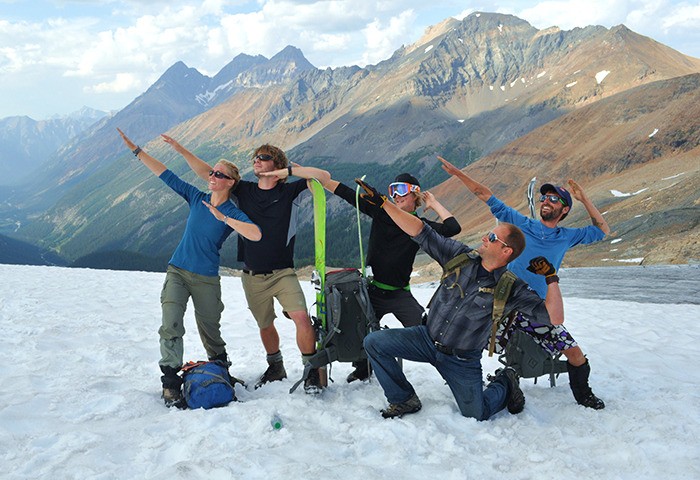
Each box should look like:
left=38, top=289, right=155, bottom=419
left=1, top=11, right=698, bottom=271
left=0, top=107, right=108, bottom=184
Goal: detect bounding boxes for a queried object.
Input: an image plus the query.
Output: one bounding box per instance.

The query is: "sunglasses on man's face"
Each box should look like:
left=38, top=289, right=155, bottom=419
left=253, top=153, right=274, bottom=162
left=209, top=169, right=232, bottom=180
left=539, top=194, right=566, bottom=205
left=487, top=231, right=509, bottom=247
left=388, top=182, right=420, bottom=198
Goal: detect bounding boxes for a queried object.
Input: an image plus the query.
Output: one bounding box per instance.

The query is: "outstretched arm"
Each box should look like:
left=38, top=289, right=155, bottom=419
left=323, top=178, right=340, bottom=193
left=438, top=155, right=493, bottom=202
left=384, top=200, right=424, bottom=236
left=201, top=201, right=262, bottom=241
left=161, top=134, right=211, bottom=182
left=259, top=165, right=331, bottom=185
left=567, top=179, right=610, bottom=235
left=356, top=179, right=423, bottom=236
left=118, top=128, right=166, bottom=176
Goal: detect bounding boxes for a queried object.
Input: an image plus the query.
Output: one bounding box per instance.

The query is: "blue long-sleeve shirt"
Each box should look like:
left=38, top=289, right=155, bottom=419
left=487, top=195, right=605, bottom=298
left=160, top=170, right=255, bottom=276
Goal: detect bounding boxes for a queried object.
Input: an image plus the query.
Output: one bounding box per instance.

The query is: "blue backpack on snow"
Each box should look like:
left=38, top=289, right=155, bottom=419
left=181, top=360, right=236, bottom=409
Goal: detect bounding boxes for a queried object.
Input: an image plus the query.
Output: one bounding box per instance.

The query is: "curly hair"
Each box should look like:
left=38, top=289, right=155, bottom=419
left=253, top=144, right=288, bottom=182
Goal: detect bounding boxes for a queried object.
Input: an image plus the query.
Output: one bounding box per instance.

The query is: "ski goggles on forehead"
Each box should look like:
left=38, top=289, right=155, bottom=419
left=539, top=194, right=566, bottom=206
left=388, top=182, right=420, bottom=198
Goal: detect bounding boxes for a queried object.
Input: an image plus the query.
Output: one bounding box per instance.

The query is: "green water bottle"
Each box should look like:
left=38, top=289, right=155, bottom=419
left=271, top=413, right=283, bottom=430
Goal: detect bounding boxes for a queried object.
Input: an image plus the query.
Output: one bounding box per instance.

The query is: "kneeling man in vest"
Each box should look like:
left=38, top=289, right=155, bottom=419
left=356, top=179, right=564, bottom=420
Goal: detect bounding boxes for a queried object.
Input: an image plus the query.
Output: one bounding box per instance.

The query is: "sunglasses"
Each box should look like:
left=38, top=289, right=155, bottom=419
left=487, top=231, right=509, bottom=247
left=388, top=182, right=420, bottom=198
left=209, top=169, right=232, bottom=180
left=253, top=153, right=274, bottom=162
left=539, top=194, right=566, bottom=206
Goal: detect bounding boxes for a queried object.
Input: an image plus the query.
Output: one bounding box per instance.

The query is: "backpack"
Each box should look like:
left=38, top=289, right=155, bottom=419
left=435, top=251, right=517, bottom=356
left=181, top=360, right=236, bottom=409
left=498, top=330, right=569, bottom=387
left=289, top=268, right=378, bottom=393
left=321, top=268, right=378, bottom=362
left=439, top=252, right=570, bottom=385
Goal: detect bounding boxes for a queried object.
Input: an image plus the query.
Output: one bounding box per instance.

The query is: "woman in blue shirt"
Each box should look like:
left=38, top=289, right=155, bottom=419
left=118, top=128, right=261, bottom=408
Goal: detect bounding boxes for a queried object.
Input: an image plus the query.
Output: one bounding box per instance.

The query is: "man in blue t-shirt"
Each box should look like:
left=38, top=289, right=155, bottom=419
left=439, top=156, right=610, bottom=410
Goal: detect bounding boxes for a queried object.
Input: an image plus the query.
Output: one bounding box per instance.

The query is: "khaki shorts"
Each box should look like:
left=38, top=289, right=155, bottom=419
left=241, top=268, right=308, bottom=329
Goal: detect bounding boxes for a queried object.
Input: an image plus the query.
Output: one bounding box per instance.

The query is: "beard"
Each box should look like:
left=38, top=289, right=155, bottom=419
left=540, top=205, right=561, bottom=221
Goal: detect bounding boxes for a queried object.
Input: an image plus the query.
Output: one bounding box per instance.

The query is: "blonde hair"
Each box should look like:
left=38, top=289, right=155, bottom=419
left=214, top=159, right=240, bottom=198
left=413, top=191, right=424, bottom=208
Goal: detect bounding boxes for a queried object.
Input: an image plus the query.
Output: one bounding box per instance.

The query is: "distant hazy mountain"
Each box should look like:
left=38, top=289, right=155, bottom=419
left=0, top=107, right=108, bottom=185
left=2, top=12, right=699, bottom=269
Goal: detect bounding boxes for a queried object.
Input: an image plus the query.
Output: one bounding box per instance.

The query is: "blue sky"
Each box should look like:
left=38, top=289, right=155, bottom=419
left=1, top=0, right=699, bottom=120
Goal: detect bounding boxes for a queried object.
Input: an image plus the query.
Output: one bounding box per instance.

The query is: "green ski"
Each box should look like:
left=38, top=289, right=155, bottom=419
left=309, top=179, right=327, bottom=386
left=309, top=178, right=326, bottom=328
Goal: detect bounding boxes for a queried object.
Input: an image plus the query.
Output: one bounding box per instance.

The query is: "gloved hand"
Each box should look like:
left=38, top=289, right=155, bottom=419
left=527, top=257, right=556, bottom=277
left=355, top=178, right=387, bottom=207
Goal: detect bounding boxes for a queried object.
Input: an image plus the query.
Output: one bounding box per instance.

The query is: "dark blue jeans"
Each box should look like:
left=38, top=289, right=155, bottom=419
left=364, top=325, right=509, bottom=421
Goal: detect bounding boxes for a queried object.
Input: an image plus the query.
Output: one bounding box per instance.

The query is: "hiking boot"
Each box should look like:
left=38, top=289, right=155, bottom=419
left=254, top=361, right=287, bottom=389
left=346, top=361, right=370, bottom=383
left=209, top=351, right=232, bottom=367
left=577, top=392, right=605, bottom=410
left=381, top=394, right=422, bottom=419
left=497, top=367, right=525, bottom=414
left=162, top=388, right=186, bottom=409
left=567, top=360, right=605, bottom=410
left=304, top=367, right=323, bottom=395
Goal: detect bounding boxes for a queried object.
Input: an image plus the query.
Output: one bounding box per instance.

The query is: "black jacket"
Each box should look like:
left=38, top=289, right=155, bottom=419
left=334, top=182, right=461, bottom=288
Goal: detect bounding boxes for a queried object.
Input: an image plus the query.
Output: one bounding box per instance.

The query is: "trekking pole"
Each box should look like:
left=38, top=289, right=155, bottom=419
left=355, top=175, right=367, bottom=276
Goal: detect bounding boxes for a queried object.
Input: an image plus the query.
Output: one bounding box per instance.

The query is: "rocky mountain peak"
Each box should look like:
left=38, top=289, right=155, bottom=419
left=270, top=45, right=315, bottom=69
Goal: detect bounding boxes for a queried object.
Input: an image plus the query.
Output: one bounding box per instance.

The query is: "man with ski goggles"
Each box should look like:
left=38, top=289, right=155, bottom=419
left=318, top=171, right=461, bottom=383
left=355, top=177, right=565, bottom=420
left=438, top=155, right=609, bottom=410
left=388, top=181, right=421, bottom=198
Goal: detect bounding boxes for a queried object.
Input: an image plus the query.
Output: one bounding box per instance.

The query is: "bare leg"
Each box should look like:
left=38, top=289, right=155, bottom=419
left=286, top=310, right=316, bottom=354
left=259, top=323, right=280, bottom=354
left=562, top=345, right=586, bottom=366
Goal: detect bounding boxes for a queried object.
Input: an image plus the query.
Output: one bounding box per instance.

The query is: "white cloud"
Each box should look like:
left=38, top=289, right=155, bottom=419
left=515, top=0, right=628, bottom=29
left=2, top=0, right=700, bottom=119
left=87, top=72, right=144, bottom=94
left=361, top=9, right=417, bottom=65
left=453, top=8, right=476, bottom=21
left=660, top=3, right=700, bottom=31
